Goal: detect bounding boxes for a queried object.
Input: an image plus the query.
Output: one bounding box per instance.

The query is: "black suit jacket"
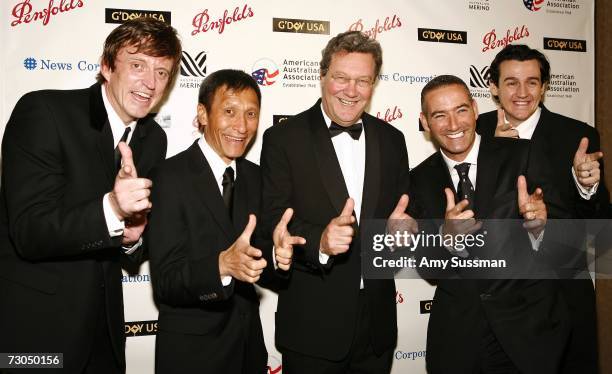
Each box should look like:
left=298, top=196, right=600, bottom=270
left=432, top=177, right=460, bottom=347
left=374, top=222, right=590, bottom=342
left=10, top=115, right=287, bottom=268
left=0, top=83, right=167, bottom=372
left=148, top=141, right=268, bottom=373
left=477, top=107, right=600, bottom=373
left=260, top=100, right=409, bottom=361
left=409, top=137, right=571, bottom=374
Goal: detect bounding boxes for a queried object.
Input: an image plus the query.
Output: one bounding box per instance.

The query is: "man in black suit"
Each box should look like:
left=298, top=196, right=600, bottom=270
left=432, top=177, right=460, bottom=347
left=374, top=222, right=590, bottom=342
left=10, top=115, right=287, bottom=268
left=0, top=18, right=181, bottom=374
left=260, top=31, right=409, bottom=372
left=148, top=69, right=303, bottom=373
left=476, top=44, right=603, bottom=373
left=411, top=74, right=571, bottom=374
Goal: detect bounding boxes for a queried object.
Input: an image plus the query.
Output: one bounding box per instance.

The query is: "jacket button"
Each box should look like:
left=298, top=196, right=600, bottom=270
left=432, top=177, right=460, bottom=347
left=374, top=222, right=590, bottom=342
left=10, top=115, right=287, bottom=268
left=480, top=293, right=491, bottom=300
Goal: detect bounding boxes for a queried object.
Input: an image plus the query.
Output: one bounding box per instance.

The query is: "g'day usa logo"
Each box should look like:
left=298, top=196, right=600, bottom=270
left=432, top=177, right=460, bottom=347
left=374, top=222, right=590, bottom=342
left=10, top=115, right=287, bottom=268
left=125, top=320, right=158, bottom=337
left=105, top=8, right=171, bottom=25
left=523, top=0, right=544, bottom=11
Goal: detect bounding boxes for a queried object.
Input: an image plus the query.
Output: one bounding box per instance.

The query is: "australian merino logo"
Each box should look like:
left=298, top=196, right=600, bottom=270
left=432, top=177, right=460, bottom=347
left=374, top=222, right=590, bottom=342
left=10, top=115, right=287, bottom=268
left=544, top=37, right=586, bottom=52
left=418, top=28, right=467, bottom=44
left=105, top=8, right=171, bottom=24
left=272, top=17, right=329, bottom=35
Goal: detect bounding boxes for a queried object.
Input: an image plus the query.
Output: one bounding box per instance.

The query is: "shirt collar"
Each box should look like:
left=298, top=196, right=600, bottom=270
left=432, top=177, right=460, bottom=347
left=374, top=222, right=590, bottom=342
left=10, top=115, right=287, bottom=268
left=507, top=107, right=541, bottom=140
left=440, top=133, right=481, bottom=172
left=101, top=84, right=136, bottom=146
left=198, top=136, right=237, bottom=185
left=320, top=103, right=363, bottom=128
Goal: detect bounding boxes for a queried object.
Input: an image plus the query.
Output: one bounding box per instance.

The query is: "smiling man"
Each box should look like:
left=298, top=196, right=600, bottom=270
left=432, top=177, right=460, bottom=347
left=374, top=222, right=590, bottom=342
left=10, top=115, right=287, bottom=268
left=476, top=44, right=605, bottom=373
left=0, top=18, right=181, bottom=373
left=411, top=74, right=572, bottom=374
left=261, top=31, right=410, bottom=373
left=147, top=69, right=302, bottom=373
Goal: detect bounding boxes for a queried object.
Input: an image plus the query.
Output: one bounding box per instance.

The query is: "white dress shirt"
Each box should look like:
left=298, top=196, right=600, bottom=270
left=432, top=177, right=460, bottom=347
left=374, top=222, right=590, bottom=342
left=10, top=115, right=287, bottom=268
left=198, top=137, right=236, bottom=286
left=100, top=85, right=138, bottom=253
left=318, top=105, right=366, bottom=288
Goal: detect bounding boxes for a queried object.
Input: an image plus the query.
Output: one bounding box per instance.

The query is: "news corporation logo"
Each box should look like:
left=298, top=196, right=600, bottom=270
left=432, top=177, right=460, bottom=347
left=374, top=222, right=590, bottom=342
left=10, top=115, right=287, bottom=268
left=179, top=51, right=207, bottom=89
left=469, top=65, right=492, bottom=99
left=22, top=57, right=100, bottom=72
left=251, top=58, right=279, bottom=86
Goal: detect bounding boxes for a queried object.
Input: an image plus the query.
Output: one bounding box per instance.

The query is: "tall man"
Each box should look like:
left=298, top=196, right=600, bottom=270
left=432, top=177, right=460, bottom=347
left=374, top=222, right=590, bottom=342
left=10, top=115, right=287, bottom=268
left=412, top=75, right=571, bottom=374
left=477, top=44, right=604, bottom=373
left=0, top=18, right=181, bottom=373
left=261, top=31, right=410, bottom=372
left=148, top=69, right=303, bottom=373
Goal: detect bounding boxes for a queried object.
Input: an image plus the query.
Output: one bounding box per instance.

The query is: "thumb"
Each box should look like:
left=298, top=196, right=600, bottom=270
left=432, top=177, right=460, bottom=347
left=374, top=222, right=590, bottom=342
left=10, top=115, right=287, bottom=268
left=496, top=108, right=509, bottom=130
left=444, top=188, right=456, bottom=211
left=118, top=142, right=137, bottom=178
left=517, top=175, right=529, bottom=205
left=340, top=198, right=355, bottom=217
left=392, top=194, right=409, bottom=216
left=239, top=214, right=257, bottom=243
left=574, top=137, right=589, bottom=160
left=277, top=208, right=294, bottom=231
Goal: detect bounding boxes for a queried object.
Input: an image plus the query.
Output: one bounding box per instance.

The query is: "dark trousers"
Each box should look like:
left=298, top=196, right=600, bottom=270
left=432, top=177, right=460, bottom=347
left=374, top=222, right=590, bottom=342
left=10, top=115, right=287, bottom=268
left=282, top=291, right=394, bottom=374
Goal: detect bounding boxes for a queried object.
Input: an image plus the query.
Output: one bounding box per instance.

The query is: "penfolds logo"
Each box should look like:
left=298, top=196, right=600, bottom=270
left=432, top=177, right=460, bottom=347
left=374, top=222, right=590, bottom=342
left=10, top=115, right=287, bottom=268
left=348, top=14, right=401, bottom=40
left=395, top=291, right=404, bottom=304
left=192, top=4, right=254, bottom=36
left=376, top=105, right=403, bottom=123
left=11, top=0, right=84, bottom=27
left=482, top=25, right=530, bottom=53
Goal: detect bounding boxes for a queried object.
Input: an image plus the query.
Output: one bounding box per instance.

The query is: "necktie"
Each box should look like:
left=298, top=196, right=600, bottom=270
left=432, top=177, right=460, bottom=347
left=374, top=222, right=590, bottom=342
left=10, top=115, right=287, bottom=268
left=454, top=163, right=474, bottom=209
left=329, top=122, right=363, bottom=140
left=222, top=167, right=235, bottom=219
left=114, top=126, right=132, bottom=171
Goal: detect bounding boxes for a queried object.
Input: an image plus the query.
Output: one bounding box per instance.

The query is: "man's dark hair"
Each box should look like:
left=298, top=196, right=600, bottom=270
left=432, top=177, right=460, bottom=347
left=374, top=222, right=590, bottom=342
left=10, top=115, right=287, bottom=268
left=96, top=17, right=182, bottom=83
left=320, top=31, right=383, bottom=78
left=198, top=68, right=261, bottom=114
left=420, top=75, right=472, bottom=113
left=488, top=44, right=550, bottom=102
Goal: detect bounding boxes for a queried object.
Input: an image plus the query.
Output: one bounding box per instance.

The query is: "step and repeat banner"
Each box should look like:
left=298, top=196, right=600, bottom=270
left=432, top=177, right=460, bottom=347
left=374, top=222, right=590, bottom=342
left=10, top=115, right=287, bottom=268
left=0, top=1, right=594, bottom=373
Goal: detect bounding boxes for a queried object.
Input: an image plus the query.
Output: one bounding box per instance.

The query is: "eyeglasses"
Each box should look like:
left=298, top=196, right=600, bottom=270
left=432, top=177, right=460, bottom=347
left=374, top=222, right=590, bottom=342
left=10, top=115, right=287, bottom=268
left=330, top=74, right=374, bottom=88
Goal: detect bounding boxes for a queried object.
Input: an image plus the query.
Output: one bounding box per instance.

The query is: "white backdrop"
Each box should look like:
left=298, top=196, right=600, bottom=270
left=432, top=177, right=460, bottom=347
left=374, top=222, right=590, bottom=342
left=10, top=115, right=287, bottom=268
left=0, top=1, right=594, bottom=372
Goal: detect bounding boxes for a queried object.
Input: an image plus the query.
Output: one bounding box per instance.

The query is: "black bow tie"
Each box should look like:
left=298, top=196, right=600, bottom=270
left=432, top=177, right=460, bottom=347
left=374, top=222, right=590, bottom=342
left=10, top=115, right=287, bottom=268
left=329, top=122, right=363, bottom=140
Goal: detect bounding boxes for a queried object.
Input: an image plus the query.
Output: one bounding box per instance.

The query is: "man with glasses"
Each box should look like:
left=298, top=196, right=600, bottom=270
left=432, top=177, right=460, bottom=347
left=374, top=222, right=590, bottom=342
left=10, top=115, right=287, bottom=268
left=260, top=30, right=410, bottom=373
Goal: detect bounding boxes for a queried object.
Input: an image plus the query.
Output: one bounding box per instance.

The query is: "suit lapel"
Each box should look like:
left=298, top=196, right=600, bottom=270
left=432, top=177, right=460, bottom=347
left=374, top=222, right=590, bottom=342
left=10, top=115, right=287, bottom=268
left=360, top=117, right=380, bottom=220
left=428, top=153, right=455, bottom=217
left=89, top=83, right=115, bottom=184
left=233, top=159, right=249, bottom=234
left=187, top=142, right=236, bottom=241
left=309, top=103, right=350, bottom=215
left=474, top=138, right=501, bottom=218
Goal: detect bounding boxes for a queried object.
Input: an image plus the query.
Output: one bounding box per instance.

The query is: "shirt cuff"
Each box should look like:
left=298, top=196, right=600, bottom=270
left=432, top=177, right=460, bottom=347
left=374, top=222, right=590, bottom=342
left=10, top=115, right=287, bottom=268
left=528, top=229, right=544, bottom=251
left=572, top=167, right=599, bottom=200
left=103, top=193, right=124, bottom=237
left=319, top=250, right=330, bottom=264
left=122, top=237, right=143, bottom=255
left=272, top=246, right=278, bottom=270
left=221, top=276, right=233, bottom=286
left=440, top=224, right=470, bottom=258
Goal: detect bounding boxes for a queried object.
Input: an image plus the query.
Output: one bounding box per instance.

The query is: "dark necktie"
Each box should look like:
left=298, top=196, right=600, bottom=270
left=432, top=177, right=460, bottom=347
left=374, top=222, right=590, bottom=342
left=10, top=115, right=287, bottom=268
left=454, top=163, right=474, bottom=209
left=329, top=121, right=363, bottom=140
left=222, top=167, right=235, bottom=219
left=114, top=126, right=132, bottom=171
